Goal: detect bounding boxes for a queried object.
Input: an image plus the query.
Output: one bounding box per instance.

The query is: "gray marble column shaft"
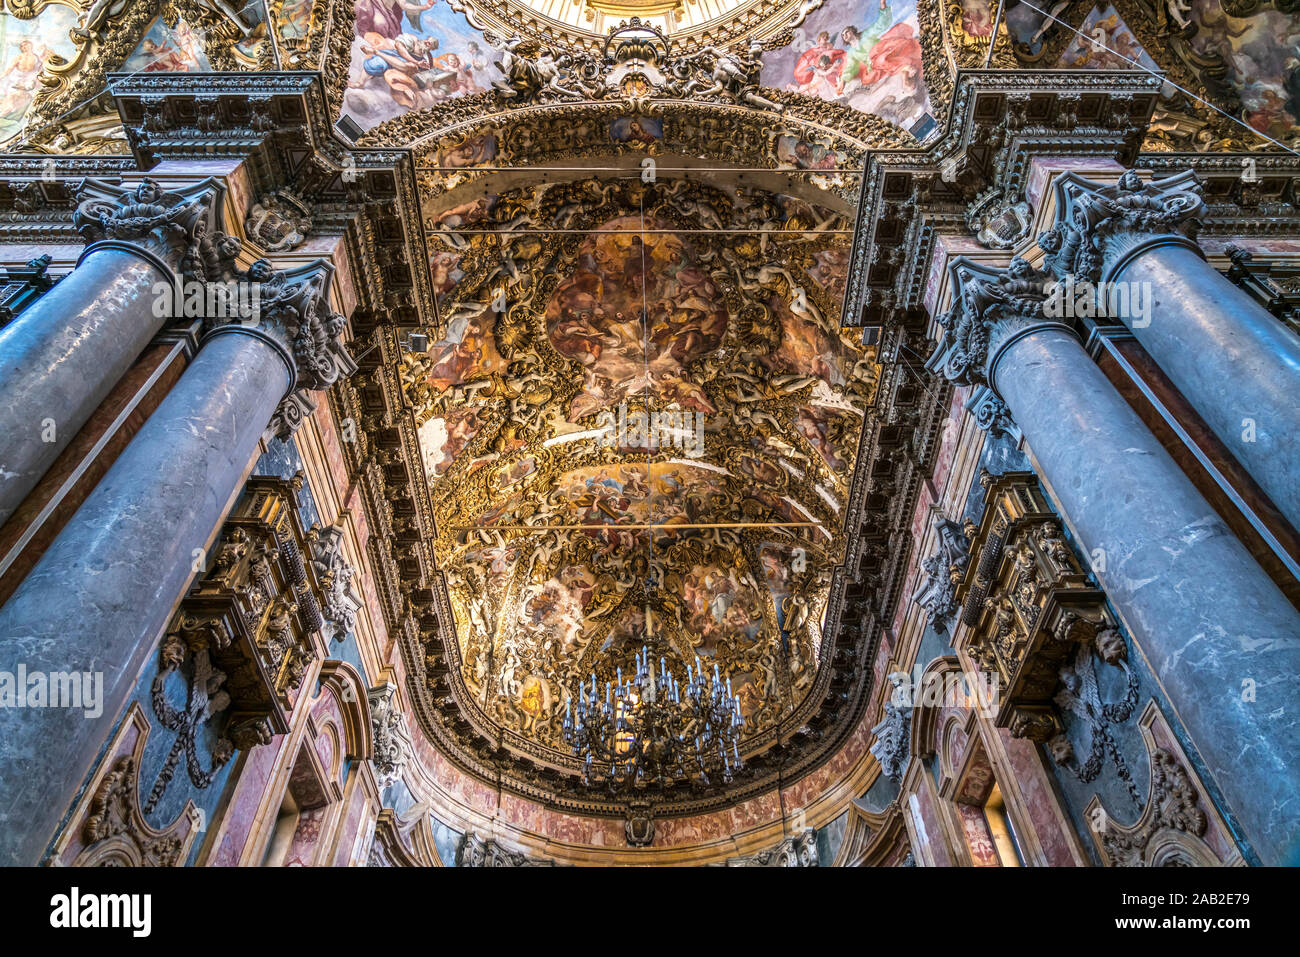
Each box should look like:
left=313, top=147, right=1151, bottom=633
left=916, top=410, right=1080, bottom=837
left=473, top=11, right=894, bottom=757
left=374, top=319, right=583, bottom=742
left=0, top=329, right=290, bottom=865
left=1113, top=243, right=1300, bottom=533
left=0, top=243, right=174, bottom=527
left=991, top=326, right=1300, bottom=866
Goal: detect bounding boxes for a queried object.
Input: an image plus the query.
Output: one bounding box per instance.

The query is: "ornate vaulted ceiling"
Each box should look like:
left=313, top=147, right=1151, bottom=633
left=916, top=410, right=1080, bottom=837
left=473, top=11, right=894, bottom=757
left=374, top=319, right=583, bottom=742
left=402, top=171, right=876, bottom=767
left=2, top=0, right=1294, bottom=843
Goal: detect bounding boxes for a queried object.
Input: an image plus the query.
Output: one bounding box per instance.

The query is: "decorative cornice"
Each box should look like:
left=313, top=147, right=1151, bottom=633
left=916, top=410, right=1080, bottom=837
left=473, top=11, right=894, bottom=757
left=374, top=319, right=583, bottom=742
left=843, top=68, right=1161, bottom=331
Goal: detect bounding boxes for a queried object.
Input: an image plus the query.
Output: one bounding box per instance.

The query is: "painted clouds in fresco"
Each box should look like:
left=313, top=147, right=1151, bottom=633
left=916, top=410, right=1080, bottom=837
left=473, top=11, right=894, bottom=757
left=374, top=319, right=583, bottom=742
left=762, top=0, right=933, bottom=132
left=0, top=5, right=78, bottom=142
left=344, top=1, right=502, bottom=129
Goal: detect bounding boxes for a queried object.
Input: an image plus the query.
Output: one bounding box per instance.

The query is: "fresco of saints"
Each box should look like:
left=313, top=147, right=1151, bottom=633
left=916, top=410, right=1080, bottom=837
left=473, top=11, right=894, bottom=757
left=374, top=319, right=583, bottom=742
left=788, top=31, right=847, bottom=97
left=421, top=308, right=503, bottom=393
left=138, top=37, right=196, bottom=72
left=840, top=1, right=922, bottom=95
left=355, top=0, right=406, bottom=38
left=358, top=31, right=448, bottom=108
left=517, top=675, right=550, bottom=733
left=1060, top=11, right=1144, bottom=70
left=961, top=0, right=994, bottom=38
left=275, top=0, right=315, bottom=40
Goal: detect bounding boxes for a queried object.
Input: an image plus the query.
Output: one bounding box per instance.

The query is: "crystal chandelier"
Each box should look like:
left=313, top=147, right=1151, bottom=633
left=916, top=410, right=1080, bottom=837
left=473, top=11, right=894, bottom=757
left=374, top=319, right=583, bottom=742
left=563, top=645, right=744, bottom=790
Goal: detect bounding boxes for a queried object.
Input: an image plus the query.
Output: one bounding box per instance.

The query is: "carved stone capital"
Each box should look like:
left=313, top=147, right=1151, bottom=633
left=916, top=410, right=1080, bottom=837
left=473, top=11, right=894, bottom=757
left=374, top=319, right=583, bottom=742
left=206, top=258, right=358, bottom=434
left=724, top=828, right=819, bottom=867
left=1039, top=169, right=1205, bottom=285
left=72, top=176, right=234, bottom=280
left=930, top=257, right=1074, bottom=400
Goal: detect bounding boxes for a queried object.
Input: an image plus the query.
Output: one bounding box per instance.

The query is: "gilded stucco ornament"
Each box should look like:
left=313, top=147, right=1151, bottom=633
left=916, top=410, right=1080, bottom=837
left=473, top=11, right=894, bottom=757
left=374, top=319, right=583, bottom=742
left=683, top=41, right=785, bottom=113
left=400, top=169, right=874, bottom=809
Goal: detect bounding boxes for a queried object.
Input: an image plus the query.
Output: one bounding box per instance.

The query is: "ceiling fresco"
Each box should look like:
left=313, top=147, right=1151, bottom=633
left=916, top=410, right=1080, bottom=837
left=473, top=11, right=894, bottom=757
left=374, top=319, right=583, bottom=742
left=950, top=0, right=1300, bottom=151
left=340, top=0, right=937, bottom=135
left=0, top=2, right=79, bottom=144
left=761, top=0, right=937, bottom=136
left=400, top=173, right=878, bottom=760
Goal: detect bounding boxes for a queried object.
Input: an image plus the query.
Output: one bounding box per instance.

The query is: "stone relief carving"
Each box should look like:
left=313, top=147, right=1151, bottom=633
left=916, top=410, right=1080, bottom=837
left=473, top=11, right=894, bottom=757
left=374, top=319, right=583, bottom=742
left=456, top=832, right=556, bottom=866
left=953, top=470, right=1140, bottom=797
left=82, top=757, right=188, bottom=867
left=207, top=258, right=358, bottom=439
left=156, top=477, right=332, bottom=763
left=145, top=633, right=237, bottom=814
left=309, top=522, right=362, bottom=642
left=724, top=828, right=818, bottom=866
left=1050, top=633, right=1141, bottom=806
left=246, top=188, right=313, bottom=252
left=73, top=177, right=235, bottom=277
left=870, top=673, right=913, bottom=784
left=368, top=682, right=414, bottom=788
left=1094, top=748, right=1207, bottom=866
left=911, top=515, right=971, bottom=631
left=934, top=256, right=1054, bottom=389
left=1039, top=169, right=1205, bottom=283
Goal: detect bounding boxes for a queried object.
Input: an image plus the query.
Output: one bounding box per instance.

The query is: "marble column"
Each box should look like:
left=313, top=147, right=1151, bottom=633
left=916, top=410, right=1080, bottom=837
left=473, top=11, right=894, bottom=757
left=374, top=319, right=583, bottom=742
left=0, top=259, right=353, bottom=866
left=935, top=256, right=1300, bottom=866
left=1042, top=169, right=1300, bottom=534
left=0, top=177, right=232, bottom=528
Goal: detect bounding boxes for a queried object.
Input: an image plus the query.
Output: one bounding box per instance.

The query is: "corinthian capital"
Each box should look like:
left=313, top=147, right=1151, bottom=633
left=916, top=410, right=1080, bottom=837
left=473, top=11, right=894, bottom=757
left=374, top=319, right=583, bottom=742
left=930, top=256, right=1055, bottom=391
left=209, top=257, right=358, bottom=437
left=1039, top=169, right=1204, bottom=283
left=72, top=177, right=234, bottom=279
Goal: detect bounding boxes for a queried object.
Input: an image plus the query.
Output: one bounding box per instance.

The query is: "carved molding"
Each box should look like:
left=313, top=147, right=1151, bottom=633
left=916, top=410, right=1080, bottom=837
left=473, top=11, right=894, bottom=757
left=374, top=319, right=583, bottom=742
left=835, top=799, right=912, bottom=867
left=368, top=682, right=414, bottom=789
left=160, top=476, right=331, bottom=751
left=910, top=514, right=973, bottom=631
left=953, top=470, right=1121, bottom=744
left=456, top=831, right=557, bottom=866
left=723, top=827, right=818, bottom=866
left=46, top=704, right=201, bottom=867
left=870, top=674, right=913, bottom=784
left=1086, top=702, right=1244, bottom=867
